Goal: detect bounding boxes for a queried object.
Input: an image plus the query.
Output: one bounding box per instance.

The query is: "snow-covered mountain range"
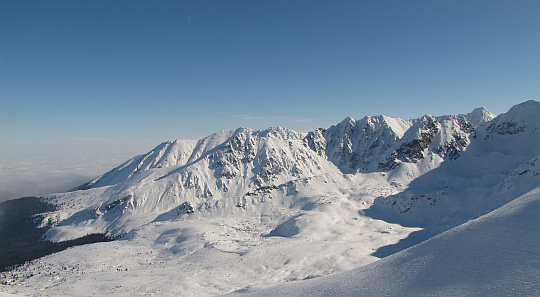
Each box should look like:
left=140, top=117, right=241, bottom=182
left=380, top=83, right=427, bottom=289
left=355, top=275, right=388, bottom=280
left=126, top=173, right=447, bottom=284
left=1, top=100, right=539, bottom=296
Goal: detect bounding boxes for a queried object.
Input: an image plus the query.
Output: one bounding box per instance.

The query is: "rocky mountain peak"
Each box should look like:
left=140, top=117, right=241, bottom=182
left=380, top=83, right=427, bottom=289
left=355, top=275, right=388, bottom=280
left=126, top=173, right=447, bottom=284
left=465, top=107, right=496, bottom=126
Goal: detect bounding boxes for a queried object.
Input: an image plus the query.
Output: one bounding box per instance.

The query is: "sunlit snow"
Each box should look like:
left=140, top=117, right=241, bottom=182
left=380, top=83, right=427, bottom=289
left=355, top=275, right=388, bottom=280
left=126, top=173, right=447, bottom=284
left=1, top=101, right=539, bottom=297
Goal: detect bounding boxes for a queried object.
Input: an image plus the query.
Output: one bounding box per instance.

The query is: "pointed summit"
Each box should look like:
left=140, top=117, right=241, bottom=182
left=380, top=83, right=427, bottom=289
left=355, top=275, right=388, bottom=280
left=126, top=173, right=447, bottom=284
left=466, top=107, right=496, bottom=126
left=340, top=116, right=356, bottom=127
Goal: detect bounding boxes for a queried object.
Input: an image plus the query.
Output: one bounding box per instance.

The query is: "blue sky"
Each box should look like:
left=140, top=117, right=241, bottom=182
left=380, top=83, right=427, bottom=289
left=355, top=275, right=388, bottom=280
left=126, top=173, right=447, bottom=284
left=1, top=1, right=540, bottom=190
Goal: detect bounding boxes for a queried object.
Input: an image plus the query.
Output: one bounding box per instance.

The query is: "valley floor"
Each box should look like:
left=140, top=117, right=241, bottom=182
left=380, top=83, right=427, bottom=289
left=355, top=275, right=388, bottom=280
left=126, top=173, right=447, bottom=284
left=0, top=175, right=420, bottom=297
left=0, top=215, right=416, bottom=296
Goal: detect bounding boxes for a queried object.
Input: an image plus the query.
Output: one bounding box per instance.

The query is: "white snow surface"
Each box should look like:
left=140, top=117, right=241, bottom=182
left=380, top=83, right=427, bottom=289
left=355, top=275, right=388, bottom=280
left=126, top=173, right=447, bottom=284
left=1, top=173, right=418, bottom=297
left=1, top=101, right=539, bottom=296
left=226, top=186, right=540, bottom=297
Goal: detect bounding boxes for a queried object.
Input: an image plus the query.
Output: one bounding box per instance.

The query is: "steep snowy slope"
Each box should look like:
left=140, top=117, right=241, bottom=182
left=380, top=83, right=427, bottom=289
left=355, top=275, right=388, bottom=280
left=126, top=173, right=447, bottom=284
left=320, top=110, right=494, bottom=174
left=41, top=126, right=346, bottom=241
left=79, top=138, right=199, bottom=189
left=368, top=100, right=540, bottom=228
left=225, top=186, right=540, bottom=297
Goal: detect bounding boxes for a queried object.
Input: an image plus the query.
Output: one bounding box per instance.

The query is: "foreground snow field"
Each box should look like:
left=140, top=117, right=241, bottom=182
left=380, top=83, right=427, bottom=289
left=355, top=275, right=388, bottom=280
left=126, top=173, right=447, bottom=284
left=226, top=186, right=540, bottom=296
left=1, top=101, right=539, bottom=296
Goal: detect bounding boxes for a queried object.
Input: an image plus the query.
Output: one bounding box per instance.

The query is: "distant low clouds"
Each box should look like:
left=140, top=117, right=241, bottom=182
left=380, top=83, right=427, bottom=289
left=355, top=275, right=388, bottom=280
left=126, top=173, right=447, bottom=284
left=0, top=155, right=130, bottom=202
left=0, top=171, right=90, bottom=202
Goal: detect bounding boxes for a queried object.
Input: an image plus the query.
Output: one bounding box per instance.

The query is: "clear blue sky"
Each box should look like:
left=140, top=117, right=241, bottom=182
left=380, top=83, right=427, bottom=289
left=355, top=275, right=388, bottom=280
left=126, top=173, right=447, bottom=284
left=2, top=0, right=540, bottom=159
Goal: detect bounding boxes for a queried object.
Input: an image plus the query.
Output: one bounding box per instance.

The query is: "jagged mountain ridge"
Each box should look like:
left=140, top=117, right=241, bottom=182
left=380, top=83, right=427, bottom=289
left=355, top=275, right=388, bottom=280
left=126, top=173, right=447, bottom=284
left=368, top=100, right=540, bottom=227
left=43, top=106, right=499, bottom=241
left=88, top=107, right=494, bottom=187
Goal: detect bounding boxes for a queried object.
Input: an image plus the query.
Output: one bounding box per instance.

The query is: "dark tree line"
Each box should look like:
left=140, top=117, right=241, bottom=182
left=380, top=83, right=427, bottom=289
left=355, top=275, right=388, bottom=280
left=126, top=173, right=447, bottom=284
left=0, top=197, right=113, bottom=272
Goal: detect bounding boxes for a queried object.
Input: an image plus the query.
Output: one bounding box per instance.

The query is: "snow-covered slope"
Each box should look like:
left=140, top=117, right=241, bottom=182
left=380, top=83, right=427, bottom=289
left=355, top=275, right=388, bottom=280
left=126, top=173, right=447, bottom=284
left=314, top=110, right=494, bottom=174
left=225, top=186, right=540, bottom=297
left=368, top=100, right=540, bottom=228
left=42, top=126, right=344, bottom=241
left=41, top=105, right=498, bottom=242
left=1, top=101, right=538, bottom=297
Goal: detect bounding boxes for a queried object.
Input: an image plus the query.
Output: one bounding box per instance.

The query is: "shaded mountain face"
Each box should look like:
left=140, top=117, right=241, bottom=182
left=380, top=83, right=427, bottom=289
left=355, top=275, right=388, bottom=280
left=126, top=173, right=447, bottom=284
left=367, top=100, right=540, bottom=227
left=317, top=115, right=411, bottom=173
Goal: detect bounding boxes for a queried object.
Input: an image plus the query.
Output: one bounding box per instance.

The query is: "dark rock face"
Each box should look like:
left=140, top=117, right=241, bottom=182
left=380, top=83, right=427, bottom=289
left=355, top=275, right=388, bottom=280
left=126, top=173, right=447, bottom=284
left=177, top=202, right=194, bottom=215
left=484, top=100, right=540, bottom=139
left=104, top=195, right=132, bottom=212
left=305, top=128, right=327, bottom=157
left=321, top=116, right=406, bottom=173
left=311, top=113, right=486, bottom=173
left=397, top=116, right=439, bottom=163
left=487, top=121, right=526, bottom=136
left=433, top=131, right=469, bottom=160
left=379, top=116, right=439, bottom=170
